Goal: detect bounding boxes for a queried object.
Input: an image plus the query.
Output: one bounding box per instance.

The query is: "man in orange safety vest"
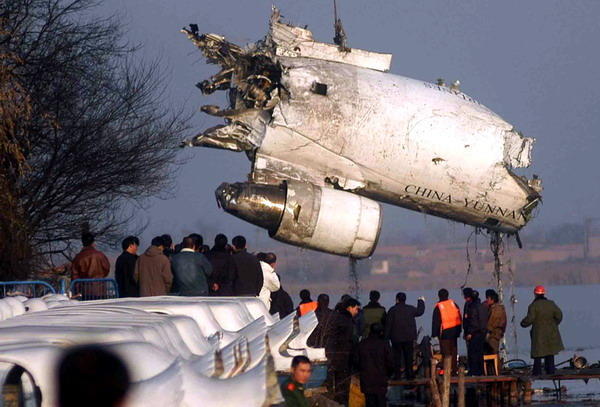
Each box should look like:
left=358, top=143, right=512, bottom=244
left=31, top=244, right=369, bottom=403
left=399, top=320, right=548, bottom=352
left=432, top=288, right=462, bottom=374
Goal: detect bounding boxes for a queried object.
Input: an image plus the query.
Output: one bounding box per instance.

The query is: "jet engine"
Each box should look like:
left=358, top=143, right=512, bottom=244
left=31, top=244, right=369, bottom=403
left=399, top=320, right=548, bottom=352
left=216, top=181, right=382, bottom=258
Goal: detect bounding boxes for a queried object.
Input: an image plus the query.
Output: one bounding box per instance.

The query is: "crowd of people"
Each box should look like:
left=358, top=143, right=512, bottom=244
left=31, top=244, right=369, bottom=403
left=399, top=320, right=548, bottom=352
left=70, top=231, right=295, bottom=314
left=70, top=232, right=565, bottom=407
left=296, top=286, right=563, bottom=407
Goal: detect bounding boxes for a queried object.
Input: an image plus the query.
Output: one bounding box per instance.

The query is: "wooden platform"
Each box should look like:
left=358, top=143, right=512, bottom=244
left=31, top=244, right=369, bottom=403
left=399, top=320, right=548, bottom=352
left=389, top=375, right=518, bottom=387
left=388, top=369, right=600, bottom=406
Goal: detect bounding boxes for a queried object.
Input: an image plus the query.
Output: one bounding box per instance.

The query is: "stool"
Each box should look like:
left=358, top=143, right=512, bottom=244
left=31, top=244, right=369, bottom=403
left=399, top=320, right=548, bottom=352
left=484, top=354, right=500, bottom=376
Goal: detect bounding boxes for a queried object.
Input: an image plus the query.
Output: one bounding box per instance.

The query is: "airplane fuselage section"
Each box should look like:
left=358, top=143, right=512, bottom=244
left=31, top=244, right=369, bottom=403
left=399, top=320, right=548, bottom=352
left=253, top=57, right=538, bottom=232
left=182, top=8, right=542, bottom=256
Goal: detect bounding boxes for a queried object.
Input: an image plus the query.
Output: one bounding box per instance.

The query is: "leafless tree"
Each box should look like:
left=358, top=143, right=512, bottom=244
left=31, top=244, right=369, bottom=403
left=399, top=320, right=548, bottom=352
left=0, top=0, right=189, bottom=279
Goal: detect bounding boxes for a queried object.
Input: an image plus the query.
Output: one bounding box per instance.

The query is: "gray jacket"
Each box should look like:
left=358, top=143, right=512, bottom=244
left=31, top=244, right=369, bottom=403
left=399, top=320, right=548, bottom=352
left=171, top=250, right=213, bottom=296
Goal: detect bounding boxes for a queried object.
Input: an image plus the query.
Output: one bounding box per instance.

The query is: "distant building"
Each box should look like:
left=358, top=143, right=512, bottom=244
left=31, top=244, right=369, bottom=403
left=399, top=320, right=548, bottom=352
left=370, top=260, right=390, bottom=275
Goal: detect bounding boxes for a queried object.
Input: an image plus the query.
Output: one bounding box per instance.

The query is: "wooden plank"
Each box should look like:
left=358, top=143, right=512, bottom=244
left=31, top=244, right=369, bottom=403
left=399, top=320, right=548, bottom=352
left=389, top=375, right=518, bottom=386
left=458, top=366, right=466, bottom=407
left=509, top=380, right=518, bottom=406
left=430, top=358, right=442, bottom=407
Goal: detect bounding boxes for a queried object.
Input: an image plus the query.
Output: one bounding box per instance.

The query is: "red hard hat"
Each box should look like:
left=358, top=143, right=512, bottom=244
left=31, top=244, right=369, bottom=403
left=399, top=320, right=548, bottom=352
left=534, top=285, right=546, bottom=295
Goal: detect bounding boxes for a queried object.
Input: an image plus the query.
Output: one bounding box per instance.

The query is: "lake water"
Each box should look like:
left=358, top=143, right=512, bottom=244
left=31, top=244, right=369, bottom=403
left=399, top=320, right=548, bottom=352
left=307, top=284, right=600, bottom=403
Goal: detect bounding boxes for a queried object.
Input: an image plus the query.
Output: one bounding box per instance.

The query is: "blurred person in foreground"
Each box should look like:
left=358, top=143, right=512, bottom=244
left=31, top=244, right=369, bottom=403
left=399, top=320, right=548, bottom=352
left=171, top=236, right=213, bottom=296
left=359, top=323, right=393, bottom=407
left=115, top=236, right=140, bottom=298
left=281, top=355, right=312, bottom=407
left=256, top=252, right=280, bottom=308
left=432, top=288, right=462, bottom=375
left=520, top=285, right=564, bottom=375
left=385, top=292, right=425, bottom=379
left=57, top=345, right=130, bottom=407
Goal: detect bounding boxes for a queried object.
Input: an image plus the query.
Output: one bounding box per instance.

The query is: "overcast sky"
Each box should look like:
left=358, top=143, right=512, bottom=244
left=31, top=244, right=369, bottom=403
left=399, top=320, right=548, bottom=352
left=99, top=0, right=600, bottom=250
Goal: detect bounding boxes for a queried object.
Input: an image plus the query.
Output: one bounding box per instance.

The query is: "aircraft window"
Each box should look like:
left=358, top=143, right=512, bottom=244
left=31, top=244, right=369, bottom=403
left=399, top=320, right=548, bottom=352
left=310, top=82, right=328, bottom=96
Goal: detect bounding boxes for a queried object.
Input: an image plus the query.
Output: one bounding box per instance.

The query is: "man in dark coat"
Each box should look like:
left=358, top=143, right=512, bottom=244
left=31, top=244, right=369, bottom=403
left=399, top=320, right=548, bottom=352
left=205, top=234, right=235, bottom=296
left=462, top=287, right=489, bottom=376
left=520, top=285, right=564, bottom=375
left=362, top=290, right=386, bottom=338
left=432, top=288, right=462, bottom=375
left=115, top=236, right=140, bottom=298
left=161, top=234, right=174, bottom=259
left=231, top=235, right=263, bottom=296
left=325, top=297, right=361, bottom=405
left=170, top=236, right=213, bottom=296
left=308, top=294, right=334, bottom=347
left=269, top=275, right=294, bottom=318
left=385, top=292, right=425, bottom=379
left=358, top=323, right=393, bottom=407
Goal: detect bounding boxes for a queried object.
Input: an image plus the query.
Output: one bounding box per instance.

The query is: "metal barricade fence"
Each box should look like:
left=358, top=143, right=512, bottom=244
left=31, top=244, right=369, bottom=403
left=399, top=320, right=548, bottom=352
left=69, top=278, right=119, bottom=301
left=0, top=281, right=56, bottom=298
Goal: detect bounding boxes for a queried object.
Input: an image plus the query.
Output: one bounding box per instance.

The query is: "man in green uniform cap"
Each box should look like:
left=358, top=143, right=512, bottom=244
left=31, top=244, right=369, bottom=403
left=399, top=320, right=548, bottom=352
left=281, top=355, right=312, bottom=407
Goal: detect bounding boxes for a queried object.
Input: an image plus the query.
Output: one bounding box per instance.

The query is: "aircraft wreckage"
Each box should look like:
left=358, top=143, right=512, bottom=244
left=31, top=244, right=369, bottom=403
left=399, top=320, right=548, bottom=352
left=181, top=8, right=542, bottom=258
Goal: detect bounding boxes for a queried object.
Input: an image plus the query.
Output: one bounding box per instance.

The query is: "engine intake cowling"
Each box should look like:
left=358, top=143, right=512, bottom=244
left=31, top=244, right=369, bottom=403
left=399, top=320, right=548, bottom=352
left=215, top=180, right=382, bottom=258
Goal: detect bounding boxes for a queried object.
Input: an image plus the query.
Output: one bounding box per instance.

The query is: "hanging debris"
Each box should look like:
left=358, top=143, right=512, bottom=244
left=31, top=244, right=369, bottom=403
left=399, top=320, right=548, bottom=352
left=181, top=8, right=542, bottom=259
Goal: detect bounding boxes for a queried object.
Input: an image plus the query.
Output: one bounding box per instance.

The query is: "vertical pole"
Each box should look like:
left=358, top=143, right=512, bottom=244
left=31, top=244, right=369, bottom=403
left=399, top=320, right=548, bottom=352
left=584, top=218, right=590, bottom=259
left=509, top=380, right=518, bottom=406
left=458, top=365, right=465, bottom=407
left=523, top=380, right=532, bottom=404
left=491, top=232, right=509, bottom=361
left=349, top=257, right=360, bottom=299
left=442, top=356, right=451, bottom=407
left=430, top=358, right=442, bottom=407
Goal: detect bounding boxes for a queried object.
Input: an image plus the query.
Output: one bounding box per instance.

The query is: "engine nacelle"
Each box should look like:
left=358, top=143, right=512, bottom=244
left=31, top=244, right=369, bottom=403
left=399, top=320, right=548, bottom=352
left=216, top=181, right=382, bottom=258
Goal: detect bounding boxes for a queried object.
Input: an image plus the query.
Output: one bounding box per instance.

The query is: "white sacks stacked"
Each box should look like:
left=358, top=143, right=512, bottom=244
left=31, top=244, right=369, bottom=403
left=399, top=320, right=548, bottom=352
left=0, top=295, right=325, bottom=407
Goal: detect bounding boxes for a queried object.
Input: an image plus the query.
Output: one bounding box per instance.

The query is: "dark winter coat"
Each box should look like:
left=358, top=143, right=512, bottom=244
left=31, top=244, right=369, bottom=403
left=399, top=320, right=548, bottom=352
left=134, top=246, right=173, bottom=297
left=231, top=249, right=263, bottom=296
left=170, top=250, right=213, bottom=296
left=115, top=251, right=139, bottom=297
left=325, top=309, right=356, bottom=370
left=307, top=306, right=334, bottom=347
left=362, top=301, right=386, bottom=338
left=358, top=335, right=393, bottom=394
left=520, top=297, right=564, bottom=358
left=463, top=299, right=489, bottom=337
left=385, top=300, right=425, bottom=343
left=205, top=248, right=235, bottom=296
left=270, top=279, right=294, bottom=318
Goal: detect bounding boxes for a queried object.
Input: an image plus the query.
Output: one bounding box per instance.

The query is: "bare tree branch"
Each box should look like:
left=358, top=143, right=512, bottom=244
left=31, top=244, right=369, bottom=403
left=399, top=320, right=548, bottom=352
left=0, top=0, right=190, bottom=279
